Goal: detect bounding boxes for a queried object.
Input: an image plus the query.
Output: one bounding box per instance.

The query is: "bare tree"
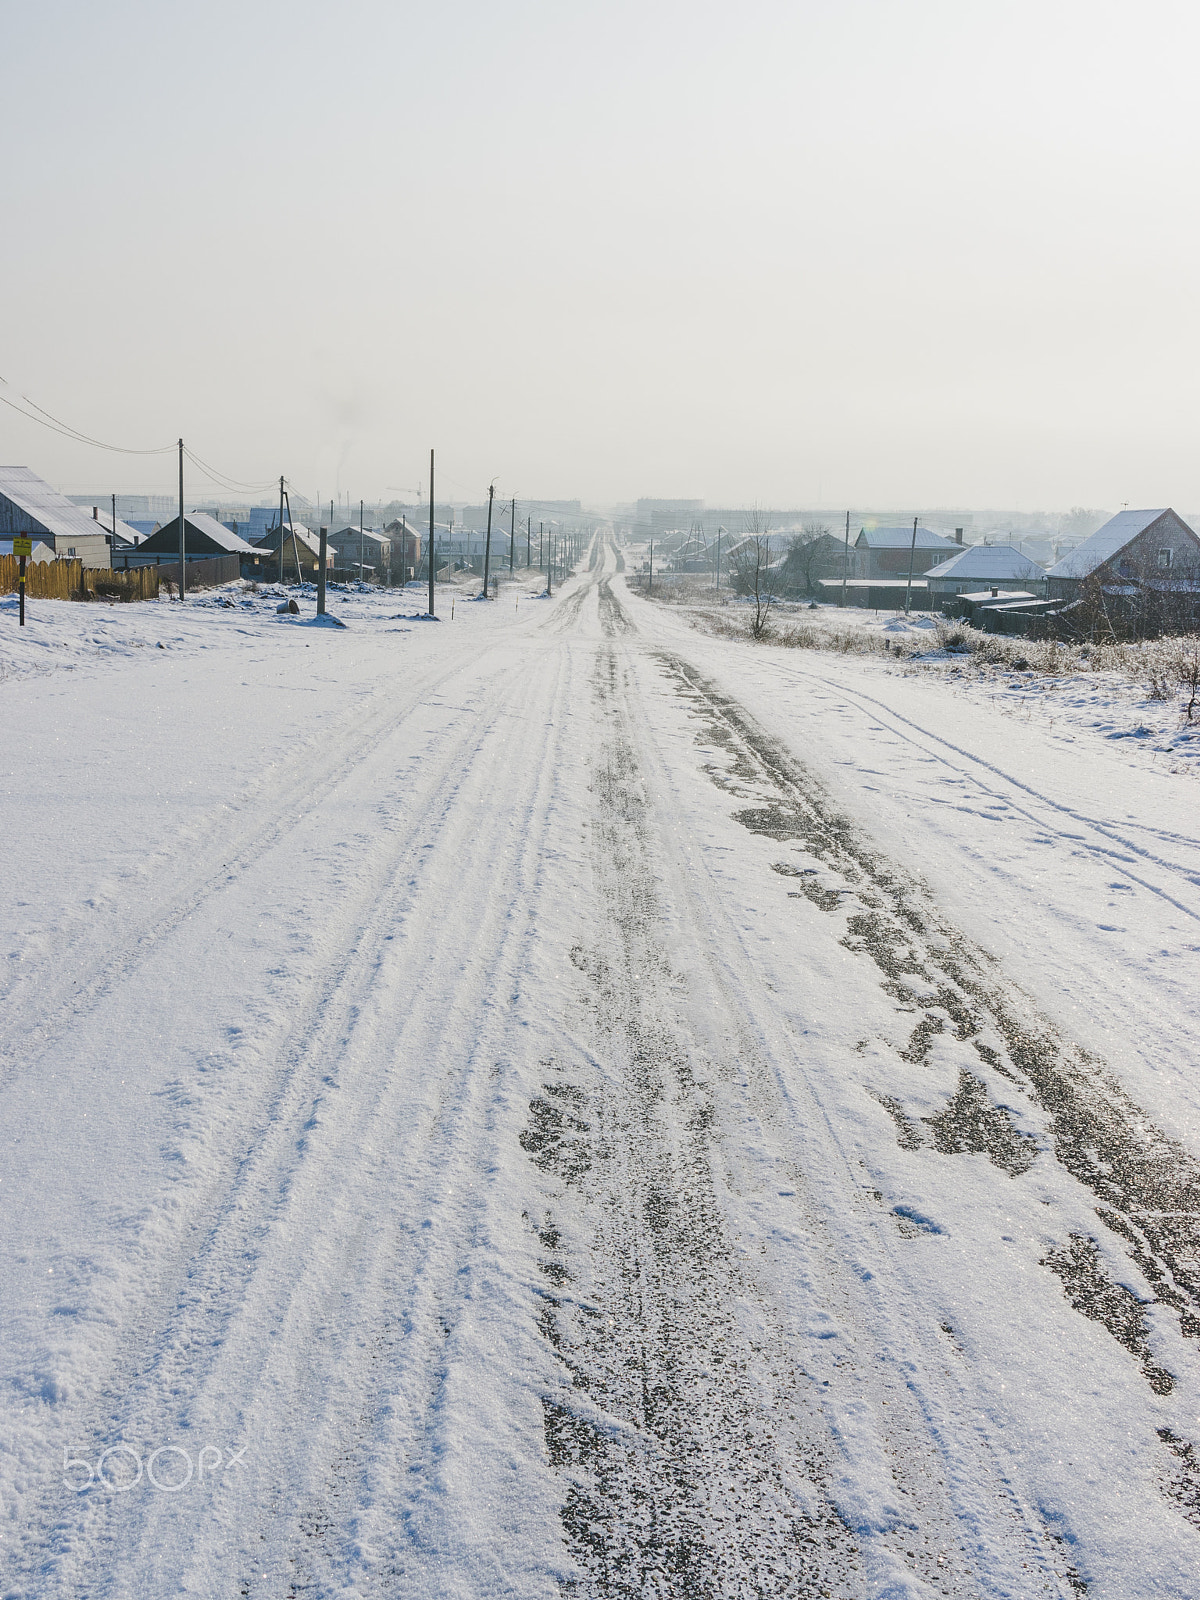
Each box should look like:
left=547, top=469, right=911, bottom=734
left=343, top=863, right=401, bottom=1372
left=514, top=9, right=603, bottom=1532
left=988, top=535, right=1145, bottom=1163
left=1177, top=641, right=1200, bottom=720
left=779, top=521, right=836, bottom=596
left=731, top=508, right=778, bottom=638
left=1067, top=548, right=1200, bottom=641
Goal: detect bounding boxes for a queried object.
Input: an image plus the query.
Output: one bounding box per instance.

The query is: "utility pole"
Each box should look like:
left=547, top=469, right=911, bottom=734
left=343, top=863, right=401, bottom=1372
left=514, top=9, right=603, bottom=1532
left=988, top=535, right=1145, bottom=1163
left=840, top=510, right=851, bottom=607
left=715, top=525, right=722, bottom=591
left=177, top=439, right=187, bottom=600
left=509, top=495, right=516, bottom=575
left=359, top=498, right=365, bottom=584
left=539, top=521, right=544, bottom=574
left=482, top=482, right=495, bottom=597
left=284, top=489, right=301, bottom=583
left=903, top=514, right=918, bottom=616
left=317, top=527, right=327, bottom=615
left=428, top=449, right=435, bottom=617
left=526, top=514, right=531, bottom=568
left=648, top=537, right=653, bottom=594
left=111, top=492, right=117, bottom=568
left=278, top=476, right=286, bottom=586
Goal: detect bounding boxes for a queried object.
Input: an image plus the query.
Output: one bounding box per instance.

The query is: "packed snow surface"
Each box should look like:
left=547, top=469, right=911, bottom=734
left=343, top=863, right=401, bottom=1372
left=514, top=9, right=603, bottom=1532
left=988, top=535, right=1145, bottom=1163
left=2, top=552, right=1200, bottom=1597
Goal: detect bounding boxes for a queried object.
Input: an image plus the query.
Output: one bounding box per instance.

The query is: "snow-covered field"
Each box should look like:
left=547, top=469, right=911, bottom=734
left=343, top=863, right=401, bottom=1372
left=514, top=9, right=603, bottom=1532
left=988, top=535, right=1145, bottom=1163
left=2, top=553, right=1200, bottom=1597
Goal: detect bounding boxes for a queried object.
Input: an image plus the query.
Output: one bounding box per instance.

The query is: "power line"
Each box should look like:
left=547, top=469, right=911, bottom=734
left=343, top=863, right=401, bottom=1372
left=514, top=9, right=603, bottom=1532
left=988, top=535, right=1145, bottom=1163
left=0, top=389, right=176, bottom=454
left=181, top=446, right=279, bottom=496
left=0, top=381, right=279, bottom=497
left=0, top=391, right=176, bottom=455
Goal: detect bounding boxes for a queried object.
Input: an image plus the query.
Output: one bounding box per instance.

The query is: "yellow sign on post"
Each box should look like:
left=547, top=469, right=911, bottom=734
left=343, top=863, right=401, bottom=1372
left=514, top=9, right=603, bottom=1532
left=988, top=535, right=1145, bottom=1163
left=12, top=537, right=32, bottom=557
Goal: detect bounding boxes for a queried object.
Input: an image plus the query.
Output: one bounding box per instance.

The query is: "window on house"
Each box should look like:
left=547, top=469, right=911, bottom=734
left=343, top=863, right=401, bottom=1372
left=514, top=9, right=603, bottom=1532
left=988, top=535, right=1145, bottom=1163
left=1159, top=548, right=1173, bottom=569
left=67, top=547, right=75, bottom=556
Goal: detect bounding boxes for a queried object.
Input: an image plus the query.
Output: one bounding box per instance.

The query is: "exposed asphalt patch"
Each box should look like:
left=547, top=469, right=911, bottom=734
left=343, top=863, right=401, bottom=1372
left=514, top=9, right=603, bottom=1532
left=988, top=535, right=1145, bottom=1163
left=1042, top=1233, right=1174, bottom=1394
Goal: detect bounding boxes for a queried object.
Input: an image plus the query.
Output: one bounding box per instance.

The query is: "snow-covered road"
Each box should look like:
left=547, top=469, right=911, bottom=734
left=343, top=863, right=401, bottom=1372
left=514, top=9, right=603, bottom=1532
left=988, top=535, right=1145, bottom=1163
left=2, top=549, right=1199, bottom=1597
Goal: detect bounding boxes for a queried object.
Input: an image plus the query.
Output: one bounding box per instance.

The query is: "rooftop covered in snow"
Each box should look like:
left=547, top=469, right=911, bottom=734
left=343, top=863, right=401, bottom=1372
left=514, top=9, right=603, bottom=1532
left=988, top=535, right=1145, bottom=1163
left=1045, top=508, right=1194, bottom=579
left=855, top=525, right=957, bottom=550
left=140, top=513, right=258, bottom=555
left=0, top=465, right=124, bottom=543
left=925, top=544, right=1045, bottom=581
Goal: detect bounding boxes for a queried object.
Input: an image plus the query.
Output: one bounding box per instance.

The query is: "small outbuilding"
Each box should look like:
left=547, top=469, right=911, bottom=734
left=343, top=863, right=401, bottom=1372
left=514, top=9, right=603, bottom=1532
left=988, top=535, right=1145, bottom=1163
left=816, top=577, right=930, bottom=609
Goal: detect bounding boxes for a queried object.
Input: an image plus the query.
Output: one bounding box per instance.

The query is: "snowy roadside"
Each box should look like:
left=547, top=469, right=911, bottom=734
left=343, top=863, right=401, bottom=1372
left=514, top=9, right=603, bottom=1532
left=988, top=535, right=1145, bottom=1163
left=0, top=576, right=549, bottom=684
left=645, top=588, right=1200, bottom=777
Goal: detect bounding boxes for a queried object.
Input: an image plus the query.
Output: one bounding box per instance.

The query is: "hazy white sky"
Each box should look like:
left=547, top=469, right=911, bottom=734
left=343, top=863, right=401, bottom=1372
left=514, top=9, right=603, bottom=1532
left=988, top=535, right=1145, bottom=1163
left=2, top=0, right=1198, bottom=510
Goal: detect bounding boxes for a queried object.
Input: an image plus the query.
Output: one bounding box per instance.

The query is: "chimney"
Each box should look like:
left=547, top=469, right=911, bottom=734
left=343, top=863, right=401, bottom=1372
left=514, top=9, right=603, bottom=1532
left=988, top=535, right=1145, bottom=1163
left=955, top=527, right=963, bottom=544
left=92, top=506, right=98, bottom=519
left=991, top=588, right=998, bottom=598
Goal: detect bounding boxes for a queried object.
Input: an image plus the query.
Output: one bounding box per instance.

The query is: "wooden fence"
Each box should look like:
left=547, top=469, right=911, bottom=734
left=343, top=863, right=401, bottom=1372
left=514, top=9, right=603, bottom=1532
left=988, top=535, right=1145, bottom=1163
left=148, top=555, right=241, bottom=592
left=0, top=556, right=160, bottom=602
left=85, top=567, right=160, bottom=601
left=0, top=555, right=82, bottom=599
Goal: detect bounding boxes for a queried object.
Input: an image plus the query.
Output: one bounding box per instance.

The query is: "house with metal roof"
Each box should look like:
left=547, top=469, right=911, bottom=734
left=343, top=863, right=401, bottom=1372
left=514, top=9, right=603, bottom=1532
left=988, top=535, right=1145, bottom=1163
left=854, top=524, right=958, bottom=579
left=133, top=514, right=259, bottom=563
left=256, top=525, right=332, bottom=581
left=925, top=544, right=1046, bottom=606
left=0, top=465, right=116, bottom=567
left=327, top=525, right=391, bottom=576
left=1044, top=508, right=1200, bottom=635
left=78, top=505, right=149, bottom=549
left=1045, top=509, right=1200, bottom=594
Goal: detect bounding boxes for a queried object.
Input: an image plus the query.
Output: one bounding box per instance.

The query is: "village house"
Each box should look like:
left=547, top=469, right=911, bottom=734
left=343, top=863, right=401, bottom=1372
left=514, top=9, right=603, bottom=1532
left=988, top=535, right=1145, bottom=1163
left=924, top=543, right=1046, bottom=607
left=1045, top=507, right=1200, bottom=634
left=777, top=530, right=850, bottom=594
left=0, top=465, right=116, bottom=567
left=133, top=513, right=259, bottom=564
left=327, top=525, right=391, bottom=576
left=255, top=525, right=333, bottom=581
left=384, top=518, right=422, bottom=581
left=854, top=524, right=958, bottom=579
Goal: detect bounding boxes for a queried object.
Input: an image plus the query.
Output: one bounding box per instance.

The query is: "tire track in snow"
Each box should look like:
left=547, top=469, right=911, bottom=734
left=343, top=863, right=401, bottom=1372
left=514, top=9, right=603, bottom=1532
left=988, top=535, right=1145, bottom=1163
left=265, top=631, right=584, bottom=1598
left=7, top=642, right=566, bottom=1597
left=749, top=660, right=1200, bottom=920
left=524, top=574, right=1015, bottom=1598
left=643, top=637, right=1200, bottom=1577
left=629, top=582, right=1105, bottom=1595
left=0, top=639, right=515, bottom=1093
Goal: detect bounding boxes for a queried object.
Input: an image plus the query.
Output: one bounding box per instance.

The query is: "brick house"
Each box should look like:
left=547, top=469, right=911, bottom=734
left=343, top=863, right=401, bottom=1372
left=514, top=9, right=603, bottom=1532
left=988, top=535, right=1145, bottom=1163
left=1045, top=508, right=1200, bottom=635
left=854, top=525, right=958, bottom=579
